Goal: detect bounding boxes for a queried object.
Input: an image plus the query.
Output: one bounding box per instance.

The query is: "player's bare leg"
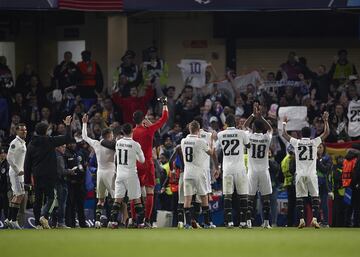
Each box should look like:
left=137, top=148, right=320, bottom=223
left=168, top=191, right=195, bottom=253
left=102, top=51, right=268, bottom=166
left=296, top=197, right=306, bottom=229
left=310, top=197, right=321, bottom=229
left=9, top=194, right=24, bottom=229
left=261, top=194, right=272, bottom=229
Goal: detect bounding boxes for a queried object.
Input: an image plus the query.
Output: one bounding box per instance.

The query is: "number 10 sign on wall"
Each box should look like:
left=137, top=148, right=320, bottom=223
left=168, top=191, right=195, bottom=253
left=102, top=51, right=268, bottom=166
left=178, top=59, right=209, bottom=88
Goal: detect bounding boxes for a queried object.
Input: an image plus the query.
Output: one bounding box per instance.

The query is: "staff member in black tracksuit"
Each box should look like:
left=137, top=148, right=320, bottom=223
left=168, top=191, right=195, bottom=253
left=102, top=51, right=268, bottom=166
left=24, top=116, right=73, bottom=229
left=64, top=142, right=87, bottom=228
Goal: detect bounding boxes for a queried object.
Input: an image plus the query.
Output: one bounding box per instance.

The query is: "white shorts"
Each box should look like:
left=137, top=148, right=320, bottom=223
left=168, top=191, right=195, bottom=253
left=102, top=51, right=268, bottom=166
left=184, top=175, right=207, bottom=197
left=204, top=169, right=212, bottom=194
left=9, top=172, right=25, bottom=196
left=295, top=175, right=319, bottom=198
left=223, top=172, right=249, bottom=195
left=248, top=171, right=272, bottom=196
left=178, top=172, right=184, bottom=204
left=115, top=175, right=141, bottom=200
left=97, top=170, right=115, bottom=199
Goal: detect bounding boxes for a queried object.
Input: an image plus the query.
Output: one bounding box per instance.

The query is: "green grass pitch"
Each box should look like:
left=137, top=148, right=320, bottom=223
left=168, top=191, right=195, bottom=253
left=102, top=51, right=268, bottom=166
left=1, top=228, right=359, bottom=257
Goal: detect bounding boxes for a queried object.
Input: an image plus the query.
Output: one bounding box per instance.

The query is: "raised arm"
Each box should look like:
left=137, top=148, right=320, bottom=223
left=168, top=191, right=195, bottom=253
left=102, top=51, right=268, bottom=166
left=320, top=111, right=330, bottom=142
left=149, top=105, right=169, bottom=132
left=282, top=117, right=291, bottom=142
left=49, top=115, right=73, bottom=147
left=81, top=114, right=99, bottom=149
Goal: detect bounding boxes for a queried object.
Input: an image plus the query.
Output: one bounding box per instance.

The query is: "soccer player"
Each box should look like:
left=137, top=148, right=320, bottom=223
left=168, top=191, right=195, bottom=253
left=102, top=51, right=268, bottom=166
left=217, top=114, right=250, bottom=228
left=7, top=123, right=27, bottom=229
left=198, top=117, right=219, bottom=228
left=282, top=112, right=329, bottom=229
left=109, top=123, right=146, bottom=228
left=132, top=97, right=168, bottom=227
left=181, top=120, right=214, bottom=229
left=244, top=104, right=273, bottom=229
left=82, top=114, right=116, bottom=229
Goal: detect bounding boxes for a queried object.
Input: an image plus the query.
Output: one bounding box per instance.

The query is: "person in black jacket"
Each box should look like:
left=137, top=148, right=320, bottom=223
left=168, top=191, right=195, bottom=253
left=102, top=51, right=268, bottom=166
left=53, top=145, right=76, bottom=228
left=350, top=143, right=360, bottom=227
left=0, top=147, right=10, bottom=227
left=24, top=115, right=72, bottom=229
left=64, top=142, right=87, bottom=228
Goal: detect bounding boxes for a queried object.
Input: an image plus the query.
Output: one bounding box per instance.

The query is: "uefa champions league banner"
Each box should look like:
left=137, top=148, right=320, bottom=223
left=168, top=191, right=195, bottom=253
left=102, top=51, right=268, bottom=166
left=123, top=0, right=360, bottom=11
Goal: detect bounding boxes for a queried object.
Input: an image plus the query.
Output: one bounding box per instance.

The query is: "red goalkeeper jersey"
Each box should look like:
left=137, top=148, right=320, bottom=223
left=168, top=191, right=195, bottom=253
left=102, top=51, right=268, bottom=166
left=133, top=109, right=168, bottom=160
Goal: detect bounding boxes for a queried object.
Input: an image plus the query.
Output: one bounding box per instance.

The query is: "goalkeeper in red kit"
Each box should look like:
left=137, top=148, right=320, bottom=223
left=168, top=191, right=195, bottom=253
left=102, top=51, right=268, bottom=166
left=132, top=96, right=168, bottom=227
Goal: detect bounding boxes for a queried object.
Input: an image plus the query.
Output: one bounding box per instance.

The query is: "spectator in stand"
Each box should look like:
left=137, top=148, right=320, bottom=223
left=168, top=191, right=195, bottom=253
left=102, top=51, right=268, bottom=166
left=328, top=103, right=349, bottom=142
left=77, top=50, right=103, bottom=99
left=98, top=97, right=122, bottom=125
left=25, top=75, right=48, bottom=108
left=15, top=64, right=37, bottom=96
left=0, top=56, right=14, bottom=99
left=142, top=46, right=168, bottom=88
left=316, top=143, right=332, bottom=227
left=329, top=49, right=358, bottom=82
left=312, top=65, right=331, bottom=103
left=113, top=50, right=140, bottom=96
left=112, top=83, right=154, bottom=125
left=276, top=51, right=305, bottom=81
left=11, top=93, right=28, bottom=122
left=178, top=98, right=199, bottom=129
left=53, top=51, right=78, bottom=91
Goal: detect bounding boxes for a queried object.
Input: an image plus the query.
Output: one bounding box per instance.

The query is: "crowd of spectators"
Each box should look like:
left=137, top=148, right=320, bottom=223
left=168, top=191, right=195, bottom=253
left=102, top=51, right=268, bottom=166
left=0, top=47, right=359, bottom=227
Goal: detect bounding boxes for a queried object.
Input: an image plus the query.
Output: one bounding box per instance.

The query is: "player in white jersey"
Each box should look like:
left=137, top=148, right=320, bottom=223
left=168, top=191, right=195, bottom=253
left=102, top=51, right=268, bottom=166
left=283, top=112, right=329, bottom=229
left=109, top=123, right=145, bottom=228
left=196, top=117, right=219, bottom=228
left=181, top=120, right=214, bottom=229
left=347, top=99, right=360, bottom=139
left=244, top=103, right=273, bottom=229
left=82, top=114, right=116, bottom=229
left=7, top=123, right=27, bottom=229
left=217, top=114, right=250, bottom=228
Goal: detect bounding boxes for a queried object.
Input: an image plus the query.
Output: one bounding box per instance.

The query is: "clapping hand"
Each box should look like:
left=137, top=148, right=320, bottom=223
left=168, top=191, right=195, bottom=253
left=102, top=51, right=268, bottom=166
left=322, top=111, right=329, bottom=122
left=82, top=114, right=89, bottom=124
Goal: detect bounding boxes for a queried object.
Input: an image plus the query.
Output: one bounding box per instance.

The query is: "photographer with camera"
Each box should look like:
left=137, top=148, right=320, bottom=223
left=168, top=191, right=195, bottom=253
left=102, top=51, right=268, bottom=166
left=64, top=142, right=87, bottom=228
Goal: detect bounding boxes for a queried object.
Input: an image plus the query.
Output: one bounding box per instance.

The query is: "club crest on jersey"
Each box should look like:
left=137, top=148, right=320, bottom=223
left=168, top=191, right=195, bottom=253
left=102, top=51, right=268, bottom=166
left=194, top=0, right=212, bottom=4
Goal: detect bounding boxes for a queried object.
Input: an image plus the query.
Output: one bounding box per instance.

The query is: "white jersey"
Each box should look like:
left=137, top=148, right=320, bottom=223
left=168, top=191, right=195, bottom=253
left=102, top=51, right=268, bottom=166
left=181, top=135, right=209, bottom=180
left=290, top=137, right=322, bottom=176
left=247, top=131, right=272, bottom=172
left=7, top=136, right=26, bottom=175
left=217, top=127, right=249, bottom=175
left=177, top=59, right=208, bottom=88
left=200, top=129, right=212, bottom=172
left=82, top=125, right=115, bottom=172
left=115, top=137, right=145, bottom=179
left=347, top=100, right=360, bottom=137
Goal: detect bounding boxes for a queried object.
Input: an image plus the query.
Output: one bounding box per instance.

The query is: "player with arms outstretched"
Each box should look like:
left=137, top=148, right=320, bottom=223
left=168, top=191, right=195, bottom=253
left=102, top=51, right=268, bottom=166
left=244, top=103, right=273, bottom=229
left=132, top=97, right=168, bottom=227
left=217, top=114, right=250, bottom=228
left=282, top=112, right=329, bottom=229
left=109, top=123, right=145, bottom=228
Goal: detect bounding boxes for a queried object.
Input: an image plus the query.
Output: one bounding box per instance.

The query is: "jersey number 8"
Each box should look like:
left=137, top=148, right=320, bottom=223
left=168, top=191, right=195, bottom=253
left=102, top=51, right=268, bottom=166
left=185, top=147, right=193, bottom=162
